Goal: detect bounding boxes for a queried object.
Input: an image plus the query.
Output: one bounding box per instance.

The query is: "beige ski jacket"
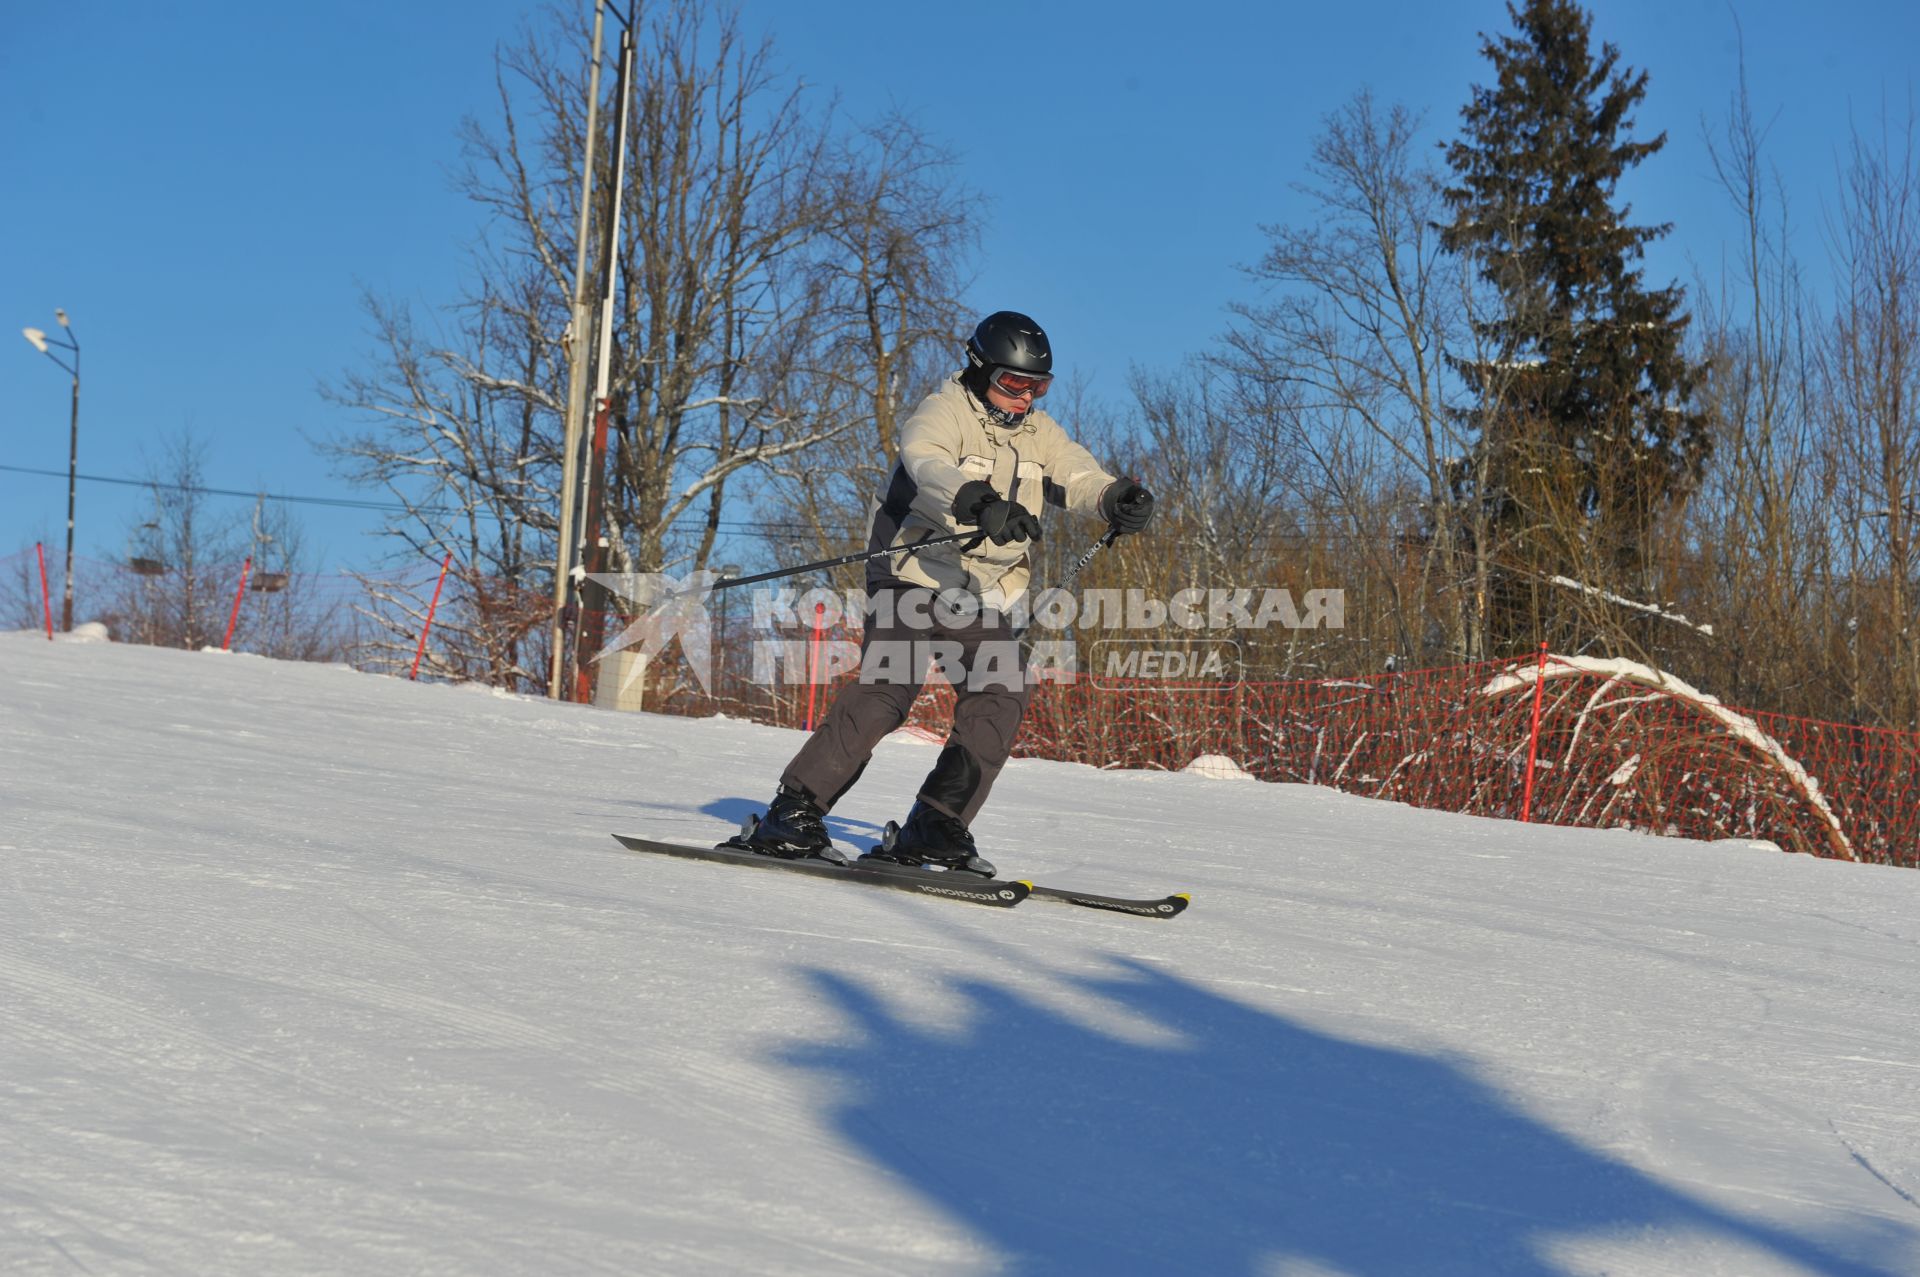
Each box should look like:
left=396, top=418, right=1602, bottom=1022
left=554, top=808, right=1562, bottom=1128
left=865, top=374, right=1117, bottom=607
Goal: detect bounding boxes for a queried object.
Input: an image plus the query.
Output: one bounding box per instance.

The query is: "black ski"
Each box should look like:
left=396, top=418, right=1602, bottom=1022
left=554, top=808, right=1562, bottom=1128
left=863, top=818, right=1189, bottom=919
left=1026, top=885, right=1191, bottom=919
left=612, top=835, right=1029, bottom=909
left=613, top=834, right=1189, bottom=920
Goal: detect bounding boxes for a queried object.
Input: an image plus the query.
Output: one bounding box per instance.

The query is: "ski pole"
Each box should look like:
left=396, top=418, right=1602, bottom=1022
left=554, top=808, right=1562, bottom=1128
left=1047, top=470, right=1148, bottom=601
left=707, top=528, right=984, bottom=592
left=709, top=513, right=1121, bottom=599
left=1021, top=524, right=1122, bottom=661
left=1056, top=525, right=1121, bottom=597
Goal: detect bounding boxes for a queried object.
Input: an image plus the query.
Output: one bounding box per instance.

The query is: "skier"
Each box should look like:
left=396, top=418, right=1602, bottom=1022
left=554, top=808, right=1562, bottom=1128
left=735, top=311, right=1154, bottom=876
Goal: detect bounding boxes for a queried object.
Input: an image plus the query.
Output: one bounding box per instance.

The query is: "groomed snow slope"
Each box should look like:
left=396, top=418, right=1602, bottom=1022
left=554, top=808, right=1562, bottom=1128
left=3, top=633, right=1919, bottom=1276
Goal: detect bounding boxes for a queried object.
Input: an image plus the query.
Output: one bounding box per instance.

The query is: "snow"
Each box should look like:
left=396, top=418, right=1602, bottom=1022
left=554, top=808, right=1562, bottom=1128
left=1546, top=575, right=1716, bottom=636
left=9, top=621, right=111, bottom=644
left=3, top=635, right=1919, bottom=1276
left=1180, top=753, right=1255, bottom=781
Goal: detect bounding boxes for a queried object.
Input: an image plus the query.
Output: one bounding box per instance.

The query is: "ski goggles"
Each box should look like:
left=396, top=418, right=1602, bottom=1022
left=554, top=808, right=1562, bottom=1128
left=989, top=367, right=1052, bottom=398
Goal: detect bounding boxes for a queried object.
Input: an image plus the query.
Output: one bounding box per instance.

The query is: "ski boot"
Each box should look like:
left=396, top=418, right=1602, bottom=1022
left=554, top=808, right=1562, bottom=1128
left=860, top=801, right=997, bottom=878
left=726, top=785, right=848, bottom=865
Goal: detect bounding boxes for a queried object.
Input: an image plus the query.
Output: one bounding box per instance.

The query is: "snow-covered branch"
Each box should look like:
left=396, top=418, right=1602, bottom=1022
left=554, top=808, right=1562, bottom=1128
left=1482, top=655, right=1853, bottom=859
left=1546, top=575, right=1715, bottom=636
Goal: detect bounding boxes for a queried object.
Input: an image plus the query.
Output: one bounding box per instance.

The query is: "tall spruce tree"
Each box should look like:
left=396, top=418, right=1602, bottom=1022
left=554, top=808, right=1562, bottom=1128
left=1441, top=0, right=1707, bottom=648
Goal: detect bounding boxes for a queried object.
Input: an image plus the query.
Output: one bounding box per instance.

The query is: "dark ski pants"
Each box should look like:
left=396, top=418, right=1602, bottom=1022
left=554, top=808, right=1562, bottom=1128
left=781, top=585, right=1030, bottom=826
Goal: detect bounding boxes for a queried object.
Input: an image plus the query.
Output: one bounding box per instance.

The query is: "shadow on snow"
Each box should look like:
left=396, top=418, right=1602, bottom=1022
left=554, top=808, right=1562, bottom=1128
left=701, top=796, right=887, bottom=846
left=777, top=958, right=1905, bottom=1276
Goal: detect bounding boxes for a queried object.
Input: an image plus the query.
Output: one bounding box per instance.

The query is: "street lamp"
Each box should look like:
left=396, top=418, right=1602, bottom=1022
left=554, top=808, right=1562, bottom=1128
left=22, top=310, right=81, bottom=631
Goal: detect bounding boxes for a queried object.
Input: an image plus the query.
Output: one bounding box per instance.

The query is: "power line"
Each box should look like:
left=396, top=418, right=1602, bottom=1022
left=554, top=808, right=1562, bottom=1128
left=0, top=463, right=457, bottom=515
left=0, top=463, right=827, bottom=532
left=1, top=462, right=1416, bottom=544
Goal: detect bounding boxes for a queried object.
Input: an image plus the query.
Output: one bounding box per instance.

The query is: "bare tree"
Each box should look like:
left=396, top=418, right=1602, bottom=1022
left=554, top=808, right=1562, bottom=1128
left=2, top=538, right=58, bottom=631
left=324, top=3, right=983, bottom=694
left=1681, top=46, right=1826, bottom=711
left=755, top=112, right=982, bottom=566
left=810, top=113, right=982, bottom=467
left=322, top=276, right=556, bottom=685
left=1106, top=361, right=1354, bottom=676
left=503, top=4, right=868, bottom=581
left=101, top=433, right=244, bottom=650
left=1215, top=91, right=1492, bottom=663
left=227, top=499, right=353, bottom=664
left=1818, top=109, right=1920, bottom=728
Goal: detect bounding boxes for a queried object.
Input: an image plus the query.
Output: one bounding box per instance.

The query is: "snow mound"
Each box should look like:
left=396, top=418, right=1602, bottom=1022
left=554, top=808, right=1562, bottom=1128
left=1714, top=837, right=1785, bottom=853
left=1182, top=753, right=1255, bottom=781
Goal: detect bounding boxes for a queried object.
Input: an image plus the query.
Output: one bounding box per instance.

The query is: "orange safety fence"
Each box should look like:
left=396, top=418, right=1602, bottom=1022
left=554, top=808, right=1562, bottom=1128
left=7, top=549, right=1916, bottom=867
left=647, top=616, right=1920, bottom=869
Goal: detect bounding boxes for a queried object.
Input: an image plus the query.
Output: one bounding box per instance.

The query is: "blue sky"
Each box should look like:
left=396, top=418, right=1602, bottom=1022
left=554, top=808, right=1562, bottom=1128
left=4, top=0, right=1917, bottom=581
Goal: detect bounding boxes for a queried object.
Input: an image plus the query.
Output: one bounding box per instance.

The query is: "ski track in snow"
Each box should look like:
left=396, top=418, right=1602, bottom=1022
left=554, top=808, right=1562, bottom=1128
left=2, top=633, right=1919, bottom=1275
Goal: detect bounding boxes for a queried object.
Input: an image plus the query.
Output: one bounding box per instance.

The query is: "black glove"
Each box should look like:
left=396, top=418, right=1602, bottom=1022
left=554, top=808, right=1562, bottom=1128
left=1100, top=477, right=1155, bottom=534
left=952, top=479, right=1042, bottom=546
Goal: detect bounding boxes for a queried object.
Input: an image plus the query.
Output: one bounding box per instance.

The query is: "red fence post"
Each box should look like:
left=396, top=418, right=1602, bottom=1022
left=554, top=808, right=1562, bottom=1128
left=804, top=601, right=826, bottom=732
left=36, top=542, right=53, bottom=640
left=221, top=556, right=253, bottom=651
left=411, top=552, right=454, bottom=681
left=1520, top=641, right=1550, bottom=823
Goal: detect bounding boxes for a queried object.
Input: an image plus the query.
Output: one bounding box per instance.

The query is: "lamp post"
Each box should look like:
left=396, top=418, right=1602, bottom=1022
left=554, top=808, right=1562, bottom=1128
left=22, top=311, right=81, bottom=631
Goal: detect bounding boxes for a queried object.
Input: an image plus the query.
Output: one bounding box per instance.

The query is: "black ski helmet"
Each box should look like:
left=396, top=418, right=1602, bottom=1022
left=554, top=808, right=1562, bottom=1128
left=965, top=311, right=1052, bottom=376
